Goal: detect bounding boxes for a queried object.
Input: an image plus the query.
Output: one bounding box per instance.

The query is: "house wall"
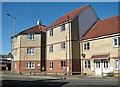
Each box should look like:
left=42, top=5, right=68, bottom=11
left=78, top=5, right=98, bottom=38
left=81, top=35, right=120, bottom=75
left=12, top=34, right=43, bottom=73
left=46, top=22, right=73, bottom=73
left=71, top=16, right=81, bottom=72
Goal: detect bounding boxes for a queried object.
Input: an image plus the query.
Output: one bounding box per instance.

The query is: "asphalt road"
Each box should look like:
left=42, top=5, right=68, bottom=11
left=0, top=74, right=119, bottom=87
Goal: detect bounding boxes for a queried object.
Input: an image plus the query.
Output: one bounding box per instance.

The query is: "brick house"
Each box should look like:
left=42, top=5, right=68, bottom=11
left=80, top=16, right=120, bottom=76
left=11, top=24, right=46, bottom=73
left=46, top=4, right=99, bottom=74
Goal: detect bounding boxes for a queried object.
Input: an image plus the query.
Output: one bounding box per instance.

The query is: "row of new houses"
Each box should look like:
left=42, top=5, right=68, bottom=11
left=11, top=4, right=120, bottom=76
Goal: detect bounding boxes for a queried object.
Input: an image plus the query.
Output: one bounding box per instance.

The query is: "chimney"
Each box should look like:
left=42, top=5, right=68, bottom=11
left=37, top=20, right=42, bottom=25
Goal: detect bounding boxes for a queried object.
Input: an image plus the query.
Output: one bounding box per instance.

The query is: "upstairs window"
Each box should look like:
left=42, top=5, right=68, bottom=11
left=84, top=42, right=90, bottom=50
left=49, top=29, right=53, bottom=36
left=113, top=37, right=120, bottom=47
left=27, top=48, right=35, bottom=54
left=49, top=45, right=53, bottom=52
left=85, top=60, right=91, bottom=68
left=27, top=33, right=34, bottom=40
left=60, top=61, right=66, bottom=68
left=60, top=24, right=65, bottom=32
left=61, top=43, right=65, bottom=50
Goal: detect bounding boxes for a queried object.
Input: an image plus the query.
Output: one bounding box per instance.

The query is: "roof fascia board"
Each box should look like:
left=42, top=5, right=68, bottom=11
left=46, top=20, right=72, bottom=31
left=11, top=32, right=41, bottom=39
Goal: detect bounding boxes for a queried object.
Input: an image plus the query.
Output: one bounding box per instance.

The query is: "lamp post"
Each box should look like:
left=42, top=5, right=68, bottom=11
left=6, top=13, right=16, bottom=36
left=6, top=13, right=16, bottom=74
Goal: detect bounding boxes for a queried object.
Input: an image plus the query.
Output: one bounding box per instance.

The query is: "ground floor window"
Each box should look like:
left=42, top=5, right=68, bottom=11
left=85, top=60, right=91, bottom=68
left=49, top=61, right=53, bottom=69
left=60, top=61, right=66, bottom=69
left=26, top=61, right=35, bottom=69
left=115, top=59, right=120, bottom=70
left=103, top=60, right=108, bottom=69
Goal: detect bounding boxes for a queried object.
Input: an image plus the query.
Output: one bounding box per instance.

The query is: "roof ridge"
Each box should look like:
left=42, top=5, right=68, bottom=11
left=101, top=15, right=119, bottom=21
left=48, top=4, right=90, bottom=29
left=65, top=4, right=90, bottom=16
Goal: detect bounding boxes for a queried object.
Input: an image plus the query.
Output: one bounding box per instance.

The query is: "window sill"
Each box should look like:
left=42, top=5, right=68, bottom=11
left=49, top=68, right=53, bottom=70
left=26, top=68, right=35, bottom=69
left=26, top=54, right=35, bottom=55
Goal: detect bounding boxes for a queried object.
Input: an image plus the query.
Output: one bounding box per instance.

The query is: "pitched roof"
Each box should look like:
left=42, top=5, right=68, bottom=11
left=12, top=25, right=46, bottom=38
left=19, top=25, right=46, bottom=34
left=82, top=15, right=120, bottom=40
left=47, top=4, right=90, bottom=29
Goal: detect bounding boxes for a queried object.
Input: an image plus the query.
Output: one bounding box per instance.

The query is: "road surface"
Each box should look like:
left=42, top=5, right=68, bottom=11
left=0, top=74, right=119, bottom=87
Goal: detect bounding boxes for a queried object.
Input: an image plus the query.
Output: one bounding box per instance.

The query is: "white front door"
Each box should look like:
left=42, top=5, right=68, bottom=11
left=102, top=60, right=109, bottom=76
left=95, top=60, right=101, bottom=75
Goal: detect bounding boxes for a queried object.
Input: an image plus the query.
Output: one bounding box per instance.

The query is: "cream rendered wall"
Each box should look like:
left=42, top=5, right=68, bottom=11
left=46, top=23, right=72, bottom=60
left=81, top=35, right=120, bottom=75
left=12, top=35, right=20, bottom=61
left=20, top=47, right=40, bottom=61
left=83, top=36, right=119, bottom=58
left=12, top=34, right=41, bottom=61
left=20, top=34, right=41, bottom=47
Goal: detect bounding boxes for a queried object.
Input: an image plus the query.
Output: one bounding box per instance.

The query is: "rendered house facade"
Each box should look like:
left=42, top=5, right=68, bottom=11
left=11, top=25, right=46, bottom=73
left=46, top=4, right=99, bottom=74
left=80, top=16, right=120, bottom=76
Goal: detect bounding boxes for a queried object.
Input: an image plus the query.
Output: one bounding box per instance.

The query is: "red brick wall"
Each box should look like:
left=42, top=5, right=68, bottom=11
left=46, top=59, right=79, bottom=73
left=13, top=60, right=41, bottom=73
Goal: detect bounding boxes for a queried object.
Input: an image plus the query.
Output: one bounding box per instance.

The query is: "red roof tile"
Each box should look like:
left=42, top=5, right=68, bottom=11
left=82, top=15, right=120, bottom=40
left=20, top=25, right=46, bottom=34
left=12, top=25, right=47, bottom=38
left=47, top=4, right=90, bottom=29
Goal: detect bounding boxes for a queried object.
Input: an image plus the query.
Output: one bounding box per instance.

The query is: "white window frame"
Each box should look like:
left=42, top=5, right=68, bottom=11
left=60, top=24, right=65, bottom=32
left=27, top=48, right=35, bottom=54
left=61, top=42, right=65, bottom=50
left=26, top=61, right=35, bottom=69
left=49, top=45, right=53, bottom=52
left=49, top=29, right=53, bottom=36
left=113, top=37, right=120, bottom=47
left=115, top=59, right=120, bottom=70
left=27, top=33, right=35, bottom=40
left=60, top=60, right=66, bottom=69
left=85, top=60, right=91, bottom=68
left=84, top=42, right=90, bottom=50
left=49, top=61, right=53, bottom=69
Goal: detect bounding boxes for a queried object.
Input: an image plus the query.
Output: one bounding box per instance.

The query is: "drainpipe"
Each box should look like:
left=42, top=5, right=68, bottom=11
left=67, top=15, right=71, bottom=75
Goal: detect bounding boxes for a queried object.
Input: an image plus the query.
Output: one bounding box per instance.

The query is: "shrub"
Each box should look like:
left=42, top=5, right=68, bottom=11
left=107, top=72, right=114, bottom=77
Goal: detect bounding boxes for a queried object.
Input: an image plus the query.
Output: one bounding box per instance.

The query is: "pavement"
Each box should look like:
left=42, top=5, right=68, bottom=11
left=1, top=73, right=118, bottom=80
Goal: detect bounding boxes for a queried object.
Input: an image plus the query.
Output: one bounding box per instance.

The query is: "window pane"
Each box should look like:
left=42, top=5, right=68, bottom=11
left=61, top=24, right=65, bottom=31
left=114, top=38, right=117, bottom=46
left=85, top=61, right=87, bottom=68
left=84, top=44, right=86, bottom=50
left=49, top=29, right=53, bottom=36
left=87, top=43, right=90, bottom=50
left=118, top=38, right=120, bottom=46
left=116, top=60, right=119, bottom=69
left=88, top=60, right=91, bottom=68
